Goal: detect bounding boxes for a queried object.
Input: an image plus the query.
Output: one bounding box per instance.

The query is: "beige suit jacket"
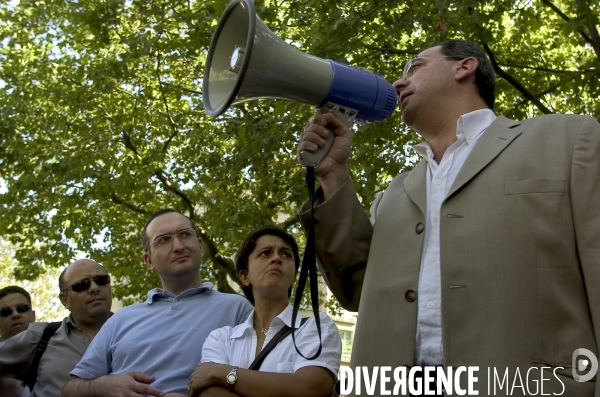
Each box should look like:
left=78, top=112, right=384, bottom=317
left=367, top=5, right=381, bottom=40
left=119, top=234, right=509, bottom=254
left=299, top=115, right=600, bottom=396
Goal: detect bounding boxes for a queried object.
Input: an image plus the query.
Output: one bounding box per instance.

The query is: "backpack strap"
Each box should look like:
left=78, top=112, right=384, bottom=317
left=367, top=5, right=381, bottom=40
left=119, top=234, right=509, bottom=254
left=248, top=317, right=309, bottom=371
left=22, top=321, right=62, bottom=390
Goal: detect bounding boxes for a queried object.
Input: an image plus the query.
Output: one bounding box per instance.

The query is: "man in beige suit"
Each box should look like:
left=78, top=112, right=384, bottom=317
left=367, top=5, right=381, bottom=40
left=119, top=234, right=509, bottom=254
left=298, top=40, right=600, bottom=396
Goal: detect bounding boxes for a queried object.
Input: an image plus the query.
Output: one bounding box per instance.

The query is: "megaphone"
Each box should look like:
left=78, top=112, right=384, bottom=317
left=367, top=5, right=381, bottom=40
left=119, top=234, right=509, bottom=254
left=203, top=0, right=397, bottom=166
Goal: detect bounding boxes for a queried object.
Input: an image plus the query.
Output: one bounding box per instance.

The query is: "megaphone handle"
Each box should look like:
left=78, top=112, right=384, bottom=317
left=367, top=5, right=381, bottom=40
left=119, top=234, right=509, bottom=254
left=301, top=132, right=334, bottom=168
left=301, top=103, right=356, bottom=168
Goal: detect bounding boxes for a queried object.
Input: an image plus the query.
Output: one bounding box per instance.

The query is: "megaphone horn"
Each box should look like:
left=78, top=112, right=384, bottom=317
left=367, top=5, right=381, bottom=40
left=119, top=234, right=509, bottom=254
left=203, top=0, right=397, bottom=166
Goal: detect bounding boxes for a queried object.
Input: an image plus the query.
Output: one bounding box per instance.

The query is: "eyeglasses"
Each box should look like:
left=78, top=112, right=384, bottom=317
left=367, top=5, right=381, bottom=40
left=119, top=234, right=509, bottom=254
left=62, top=275, right=111, bottom=293
left=0, top=304, right=32, bottom=317
left=150, top=228, right=198, bottom=250
left=402, top=57, right=417, bottom=80
left=402, top=55, right=455, bottom=80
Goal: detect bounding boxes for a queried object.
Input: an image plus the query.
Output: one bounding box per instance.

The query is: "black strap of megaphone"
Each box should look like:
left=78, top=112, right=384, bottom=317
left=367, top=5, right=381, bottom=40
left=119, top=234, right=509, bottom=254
left=290, top=165, right=322, bottom=360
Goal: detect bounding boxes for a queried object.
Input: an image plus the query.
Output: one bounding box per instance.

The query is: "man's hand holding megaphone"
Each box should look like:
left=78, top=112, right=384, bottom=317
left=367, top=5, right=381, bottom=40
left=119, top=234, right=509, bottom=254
left=298, top=112, right=355, bottom=200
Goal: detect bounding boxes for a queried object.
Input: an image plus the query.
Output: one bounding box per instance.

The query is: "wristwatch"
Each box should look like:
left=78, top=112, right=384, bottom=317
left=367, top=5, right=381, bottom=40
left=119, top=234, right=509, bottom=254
left=226, top=366, right=238, bottom=391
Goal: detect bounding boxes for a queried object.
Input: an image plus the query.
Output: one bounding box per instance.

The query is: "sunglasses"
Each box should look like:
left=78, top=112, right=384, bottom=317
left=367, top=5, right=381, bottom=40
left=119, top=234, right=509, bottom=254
left=62, top=274, right=111, bottom=293
left=0, top=304, right=32, bottom=318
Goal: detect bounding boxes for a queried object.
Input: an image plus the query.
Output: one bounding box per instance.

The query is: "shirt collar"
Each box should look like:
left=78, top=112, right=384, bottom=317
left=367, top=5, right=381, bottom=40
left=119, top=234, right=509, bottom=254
left=461, top=108, right=497, bottom=142
left=230, top=309, right=255, bottom=338
left=145, top=282, right=214, bottom=304
left=66, top=314, right=76, bottom=328
left=413, top=108, right=497, bottom=163
left=66, top=312, right=113, bottom=331
left=230, top=304, right=303, bottom=339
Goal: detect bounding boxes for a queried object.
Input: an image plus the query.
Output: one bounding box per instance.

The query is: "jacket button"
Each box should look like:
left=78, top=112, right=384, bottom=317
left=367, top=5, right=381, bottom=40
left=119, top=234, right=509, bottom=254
left=405, top=290, right=416, bottom=302
left=415, top=223, right=425, bottom=234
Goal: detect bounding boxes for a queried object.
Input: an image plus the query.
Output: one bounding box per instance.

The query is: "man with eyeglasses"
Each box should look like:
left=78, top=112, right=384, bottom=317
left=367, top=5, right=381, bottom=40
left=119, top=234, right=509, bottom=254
left=0, top=259, right=112, bottom=397
left=298, top=39, right=599, bottom=396
left=0, top=286, right=36, bottom=397
left=63, top=209, right=252, bottom=397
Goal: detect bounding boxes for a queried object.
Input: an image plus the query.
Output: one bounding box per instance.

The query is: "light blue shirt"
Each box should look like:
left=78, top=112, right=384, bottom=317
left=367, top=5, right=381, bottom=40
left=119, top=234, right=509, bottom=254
left=70, top=283, right=252, bottom=394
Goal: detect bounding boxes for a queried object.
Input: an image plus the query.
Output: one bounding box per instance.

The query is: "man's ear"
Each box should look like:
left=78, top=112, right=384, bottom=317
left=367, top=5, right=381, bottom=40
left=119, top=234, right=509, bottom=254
left=455, top=57, right=479, bottom=82
left=59, top=292, right=69, bottom=310
left=32, top=310, right=36, bottom=322
left=198, top=238, right=204, bottom=257
left=143, top=251, right=155, bottom=271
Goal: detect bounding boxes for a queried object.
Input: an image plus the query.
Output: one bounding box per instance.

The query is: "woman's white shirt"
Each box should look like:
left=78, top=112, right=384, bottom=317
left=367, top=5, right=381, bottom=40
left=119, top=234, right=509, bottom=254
left=201, top=304, right=342, bottom=377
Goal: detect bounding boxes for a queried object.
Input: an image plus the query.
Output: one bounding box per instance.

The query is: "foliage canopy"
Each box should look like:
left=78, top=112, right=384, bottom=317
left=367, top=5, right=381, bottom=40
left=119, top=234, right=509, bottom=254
left=1, top=0, right=598, bottom=303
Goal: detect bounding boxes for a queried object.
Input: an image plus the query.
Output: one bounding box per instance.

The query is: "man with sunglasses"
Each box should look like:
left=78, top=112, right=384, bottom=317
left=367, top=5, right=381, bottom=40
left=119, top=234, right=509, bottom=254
left=63, top=209, right=252, bottom=397
left=0, top=286, right=36, bottom=342
left=0, top=259, right=112, bottom=397
left=298, top=39, right=600, bottom=396
left=0, top=286, right=36, bottom=397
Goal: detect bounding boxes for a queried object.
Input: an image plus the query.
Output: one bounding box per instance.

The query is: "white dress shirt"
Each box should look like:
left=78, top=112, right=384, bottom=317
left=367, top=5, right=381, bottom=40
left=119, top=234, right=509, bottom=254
left=202, top=304, right=341, bottom=377
left=412, top=109, right=497, bottom=366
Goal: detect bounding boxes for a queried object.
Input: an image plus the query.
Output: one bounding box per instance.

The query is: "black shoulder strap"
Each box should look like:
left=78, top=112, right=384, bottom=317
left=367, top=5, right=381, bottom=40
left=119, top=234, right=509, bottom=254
left=291, top=167, right=322, bottom=360
left=248, top=317, right=309, bottom=371
left=22, top=321, right=62, bottom=390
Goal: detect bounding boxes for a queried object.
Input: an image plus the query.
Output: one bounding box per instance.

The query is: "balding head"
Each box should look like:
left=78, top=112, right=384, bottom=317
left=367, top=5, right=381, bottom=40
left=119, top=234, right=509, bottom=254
left=59, top=259, right=107, bottom=292
left=59, top=259, right=112, bottom=327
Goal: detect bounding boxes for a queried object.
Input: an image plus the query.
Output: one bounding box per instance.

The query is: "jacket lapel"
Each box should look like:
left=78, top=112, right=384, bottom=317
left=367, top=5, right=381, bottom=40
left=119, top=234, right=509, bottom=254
left=447, top=116, right=523, bottom=198
left=403, top=160, right=427, bottom=215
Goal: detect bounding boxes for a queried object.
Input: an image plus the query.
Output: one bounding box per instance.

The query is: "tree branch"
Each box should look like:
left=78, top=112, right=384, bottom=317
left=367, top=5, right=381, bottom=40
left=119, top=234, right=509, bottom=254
left=541, top=0, right=600, bottom=59
left=92, top=103, right=121, bottom=128
left=121, top=131, right=140, bottom=157
left=64, top=74, right=144, bottom=157
left=92, top=102, right=141, bottom=156
left=201, top=237, right=240, bottom=293
left=153, top=170, right=195, bottom=217
left=161, top=82, right=202, bottom=96
left=109, top=192, right=150, bottom=214
left=573, top=0, right=600, bottom=59
left=318, top=0, right=399, bottom=56
left=128, top=86, right=141, bottom=139
left=482, top=43, right=553, bottom=115
left=362, top=45, right=419, bottom=56
left=515, top=83, right=562, bottom=107
left=214, top=267, right=237, bottom=294
left=276, top=216, right=299, bottom=230
left=496, top=63, right=571, bottom=74
left=155, top=51, right=180, bottom=154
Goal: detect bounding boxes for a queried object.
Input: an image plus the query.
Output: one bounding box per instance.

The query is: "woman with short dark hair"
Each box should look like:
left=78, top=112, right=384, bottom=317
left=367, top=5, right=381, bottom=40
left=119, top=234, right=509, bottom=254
left=187, top=226, right=341, bottom=397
